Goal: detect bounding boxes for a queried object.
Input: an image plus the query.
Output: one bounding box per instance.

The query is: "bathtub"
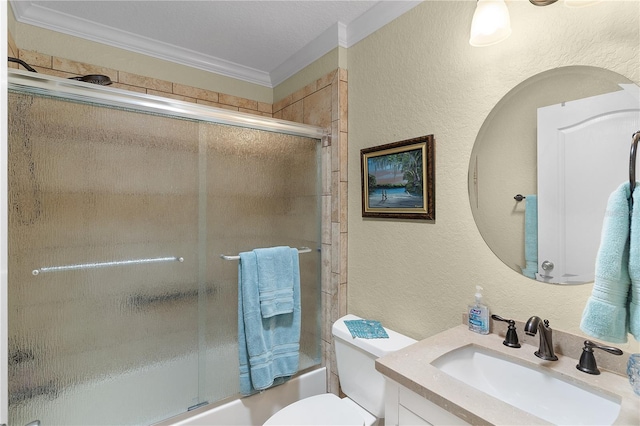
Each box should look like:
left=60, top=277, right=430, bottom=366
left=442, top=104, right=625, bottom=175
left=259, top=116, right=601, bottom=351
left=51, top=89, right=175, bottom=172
left=8, top=347, right=323, bottom=426
left=155, top=367, right=327, bottom=426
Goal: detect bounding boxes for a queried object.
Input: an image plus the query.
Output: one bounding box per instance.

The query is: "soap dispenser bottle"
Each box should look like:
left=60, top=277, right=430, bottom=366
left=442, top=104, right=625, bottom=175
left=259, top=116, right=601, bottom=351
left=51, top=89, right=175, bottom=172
left=468, top=286, right=490, bottom=334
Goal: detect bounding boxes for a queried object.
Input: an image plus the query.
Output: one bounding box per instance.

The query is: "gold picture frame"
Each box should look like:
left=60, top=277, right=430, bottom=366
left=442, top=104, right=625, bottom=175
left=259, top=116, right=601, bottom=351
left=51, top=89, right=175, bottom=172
left=361, top=135, right=435, bottom=220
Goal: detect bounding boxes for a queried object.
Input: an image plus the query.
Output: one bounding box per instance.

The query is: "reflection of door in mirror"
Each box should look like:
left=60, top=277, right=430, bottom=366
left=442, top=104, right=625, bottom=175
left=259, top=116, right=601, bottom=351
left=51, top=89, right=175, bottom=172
left=537, top=84, right=640, bottom=284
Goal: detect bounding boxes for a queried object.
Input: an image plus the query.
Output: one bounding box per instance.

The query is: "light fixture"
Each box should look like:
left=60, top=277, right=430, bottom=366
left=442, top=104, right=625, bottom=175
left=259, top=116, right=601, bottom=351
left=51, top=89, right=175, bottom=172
left=469, top=0, right=512, bottom=47
left=529, top=0, right=558, bottom=5
left=470, top=0, right=601, bottom=47
left=530, top=0, right=602, bottom=6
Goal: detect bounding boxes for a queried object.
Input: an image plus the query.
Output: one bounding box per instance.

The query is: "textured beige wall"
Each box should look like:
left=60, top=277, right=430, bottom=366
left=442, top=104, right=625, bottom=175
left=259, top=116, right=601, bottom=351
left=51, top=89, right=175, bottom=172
left=7, top=7, right=273, bottom=103
left=348, top=0, right=640, bottom=351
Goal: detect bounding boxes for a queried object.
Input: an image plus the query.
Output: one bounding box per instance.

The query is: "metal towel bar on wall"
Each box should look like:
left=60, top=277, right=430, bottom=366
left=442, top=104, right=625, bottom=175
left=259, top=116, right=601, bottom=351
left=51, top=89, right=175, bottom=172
left=220, top=247, right=312, bottom=261
left=631, top=130, right=640, bottom=194
left=32, top=256, right=184, bottom=275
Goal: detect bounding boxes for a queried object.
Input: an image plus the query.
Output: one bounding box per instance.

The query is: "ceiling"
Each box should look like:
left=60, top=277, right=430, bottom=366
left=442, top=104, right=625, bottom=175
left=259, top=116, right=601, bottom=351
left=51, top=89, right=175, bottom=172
left=10, top=1, right=423, bottom=88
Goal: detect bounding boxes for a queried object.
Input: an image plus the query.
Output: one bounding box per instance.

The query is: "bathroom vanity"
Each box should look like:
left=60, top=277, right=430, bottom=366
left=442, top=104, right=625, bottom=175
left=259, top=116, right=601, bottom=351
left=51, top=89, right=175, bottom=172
left=376, top=323, right=639, bottom=425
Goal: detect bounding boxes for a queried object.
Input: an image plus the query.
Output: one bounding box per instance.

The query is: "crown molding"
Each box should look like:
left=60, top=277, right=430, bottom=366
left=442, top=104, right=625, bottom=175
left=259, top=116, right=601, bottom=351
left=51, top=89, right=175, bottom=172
left=270, top=1, right=422, bottom=86
left=10, top=1, right=423, bottom=89
left=10, top=1, right=273, bottom=87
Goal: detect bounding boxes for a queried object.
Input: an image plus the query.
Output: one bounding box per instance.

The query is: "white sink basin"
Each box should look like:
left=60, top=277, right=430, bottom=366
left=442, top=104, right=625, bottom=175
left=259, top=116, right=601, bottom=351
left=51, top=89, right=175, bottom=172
left=431, top=345, right=621, bottom=425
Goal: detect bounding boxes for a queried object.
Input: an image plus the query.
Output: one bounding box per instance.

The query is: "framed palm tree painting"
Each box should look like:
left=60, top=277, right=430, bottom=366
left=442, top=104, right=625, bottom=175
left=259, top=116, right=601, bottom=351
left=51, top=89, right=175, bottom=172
left=361, top=135, right=435, bottom=220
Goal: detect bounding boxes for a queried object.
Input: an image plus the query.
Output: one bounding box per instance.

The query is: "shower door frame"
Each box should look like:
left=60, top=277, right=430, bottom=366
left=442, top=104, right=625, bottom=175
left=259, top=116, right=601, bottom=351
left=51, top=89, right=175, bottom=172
left=7, top=69, right=328, bottom=138
left=0, top=68, right=329, bottom=425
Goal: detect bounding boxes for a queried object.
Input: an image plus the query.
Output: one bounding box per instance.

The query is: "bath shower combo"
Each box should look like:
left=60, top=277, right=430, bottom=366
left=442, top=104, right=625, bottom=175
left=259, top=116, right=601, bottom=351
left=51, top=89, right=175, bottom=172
left=2, top=69, right=328, bottom=425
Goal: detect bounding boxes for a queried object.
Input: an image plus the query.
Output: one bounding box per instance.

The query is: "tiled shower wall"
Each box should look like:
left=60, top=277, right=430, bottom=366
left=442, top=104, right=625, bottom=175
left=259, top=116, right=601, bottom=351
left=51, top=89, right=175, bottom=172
left=7, top=31, right=348, bottom=396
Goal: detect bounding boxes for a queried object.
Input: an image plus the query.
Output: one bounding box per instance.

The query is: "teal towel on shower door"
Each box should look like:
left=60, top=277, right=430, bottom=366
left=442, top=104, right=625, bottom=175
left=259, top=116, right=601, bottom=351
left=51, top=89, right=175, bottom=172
left=255, top=246, right=298, bottom=318
left=238, top=248, right=301, bottom=396
left=580, top=182, right=632, bottom=343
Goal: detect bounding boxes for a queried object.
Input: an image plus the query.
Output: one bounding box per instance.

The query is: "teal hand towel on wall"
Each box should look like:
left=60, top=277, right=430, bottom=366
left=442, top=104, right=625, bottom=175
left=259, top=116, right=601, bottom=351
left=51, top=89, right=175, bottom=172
left=580, top=182, right=632, bottom=344
left=629, top=184, right=640, bottom=340
left=521, top=195, right=538, bottom=279
left=255, top=246, right=298, bottom=318
left=238, top=249, right=301, bottom=396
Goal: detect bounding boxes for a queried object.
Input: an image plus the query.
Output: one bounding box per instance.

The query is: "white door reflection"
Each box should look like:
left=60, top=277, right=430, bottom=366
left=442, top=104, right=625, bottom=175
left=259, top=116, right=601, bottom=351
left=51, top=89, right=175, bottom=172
left=537, top=84, right=640, bottom=283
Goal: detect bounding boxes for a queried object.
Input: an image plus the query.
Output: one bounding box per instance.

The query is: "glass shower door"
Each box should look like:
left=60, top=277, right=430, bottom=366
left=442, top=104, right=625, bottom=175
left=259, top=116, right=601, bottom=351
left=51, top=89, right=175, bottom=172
left=8, top=91, right=202, bottom=425
left=201, top=123, right=322, bottom=403
left=7, top=76, right=324, bottom=425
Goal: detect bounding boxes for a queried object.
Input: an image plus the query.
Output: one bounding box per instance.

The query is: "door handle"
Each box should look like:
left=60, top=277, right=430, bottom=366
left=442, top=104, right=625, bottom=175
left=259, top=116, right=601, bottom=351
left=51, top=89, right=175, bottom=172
left=541, top=260, right=554, bottom=271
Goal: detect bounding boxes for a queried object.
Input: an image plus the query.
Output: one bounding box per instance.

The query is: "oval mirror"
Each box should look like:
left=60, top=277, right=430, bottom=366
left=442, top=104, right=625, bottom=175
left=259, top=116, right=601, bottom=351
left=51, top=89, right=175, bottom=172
left=469, top=66, right=639, bottom=285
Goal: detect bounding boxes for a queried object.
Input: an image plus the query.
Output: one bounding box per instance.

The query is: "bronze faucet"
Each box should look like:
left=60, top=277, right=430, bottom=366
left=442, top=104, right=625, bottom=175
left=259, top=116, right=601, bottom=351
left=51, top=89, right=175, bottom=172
left=524, top=316, right=558, bottom=361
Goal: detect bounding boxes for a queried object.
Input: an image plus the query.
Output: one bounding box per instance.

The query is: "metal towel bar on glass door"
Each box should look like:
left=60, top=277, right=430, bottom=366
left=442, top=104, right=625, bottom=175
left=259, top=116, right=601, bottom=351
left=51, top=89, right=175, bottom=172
left=32, top=256, right=185, bottom=275
left=220, top=247, right=312, bottom=261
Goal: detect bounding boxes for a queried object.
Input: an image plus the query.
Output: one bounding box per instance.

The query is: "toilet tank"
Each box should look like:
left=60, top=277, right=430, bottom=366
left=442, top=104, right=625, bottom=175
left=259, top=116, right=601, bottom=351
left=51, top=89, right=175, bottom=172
left=332, top=314, right=417, bottom=418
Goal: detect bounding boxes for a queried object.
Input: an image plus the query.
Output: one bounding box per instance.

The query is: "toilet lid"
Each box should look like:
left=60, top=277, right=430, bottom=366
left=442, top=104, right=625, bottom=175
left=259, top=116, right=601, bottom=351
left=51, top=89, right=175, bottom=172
left=263, top=393, right=365, bottom=426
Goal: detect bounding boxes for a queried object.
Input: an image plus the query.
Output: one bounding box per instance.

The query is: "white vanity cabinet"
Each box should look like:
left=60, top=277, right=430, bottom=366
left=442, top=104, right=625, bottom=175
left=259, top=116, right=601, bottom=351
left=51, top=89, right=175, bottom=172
left=384, top=379, right=469, bottom=426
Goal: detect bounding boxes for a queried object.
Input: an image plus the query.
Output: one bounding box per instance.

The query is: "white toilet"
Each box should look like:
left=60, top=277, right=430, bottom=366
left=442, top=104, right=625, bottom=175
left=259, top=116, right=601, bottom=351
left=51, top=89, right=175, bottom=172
left=263, top=314, right=417, bottom=426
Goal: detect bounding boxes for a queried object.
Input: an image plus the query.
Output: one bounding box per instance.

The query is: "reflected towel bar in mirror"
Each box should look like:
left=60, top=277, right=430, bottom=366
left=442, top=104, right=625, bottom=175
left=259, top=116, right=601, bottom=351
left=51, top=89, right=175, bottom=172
left=32, top=256, right=185, bottom=275
left=220, top=247, right=312, bottom=261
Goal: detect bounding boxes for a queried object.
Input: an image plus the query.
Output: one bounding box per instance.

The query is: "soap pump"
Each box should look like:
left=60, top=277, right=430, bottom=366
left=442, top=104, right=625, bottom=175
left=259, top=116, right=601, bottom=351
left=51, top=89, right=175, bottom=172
left=468, top=285, right=489, bottom=334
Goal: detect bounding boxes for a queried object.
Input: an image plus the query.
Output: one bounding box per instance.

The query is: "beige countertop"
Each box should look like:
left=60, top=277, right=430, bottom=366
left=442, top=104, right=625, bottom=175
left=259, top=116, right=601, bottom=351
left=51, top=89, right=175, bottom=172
left=375, top=324, right=640, bottom=425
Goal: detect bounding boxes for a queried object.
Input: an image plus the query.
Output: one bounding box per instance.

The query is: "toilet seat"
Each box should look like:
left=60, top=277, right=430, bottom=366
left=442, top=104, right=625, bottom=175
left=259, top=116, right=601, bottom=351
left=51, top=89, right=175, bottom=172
left=263, top=393, right=365, bottom=426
